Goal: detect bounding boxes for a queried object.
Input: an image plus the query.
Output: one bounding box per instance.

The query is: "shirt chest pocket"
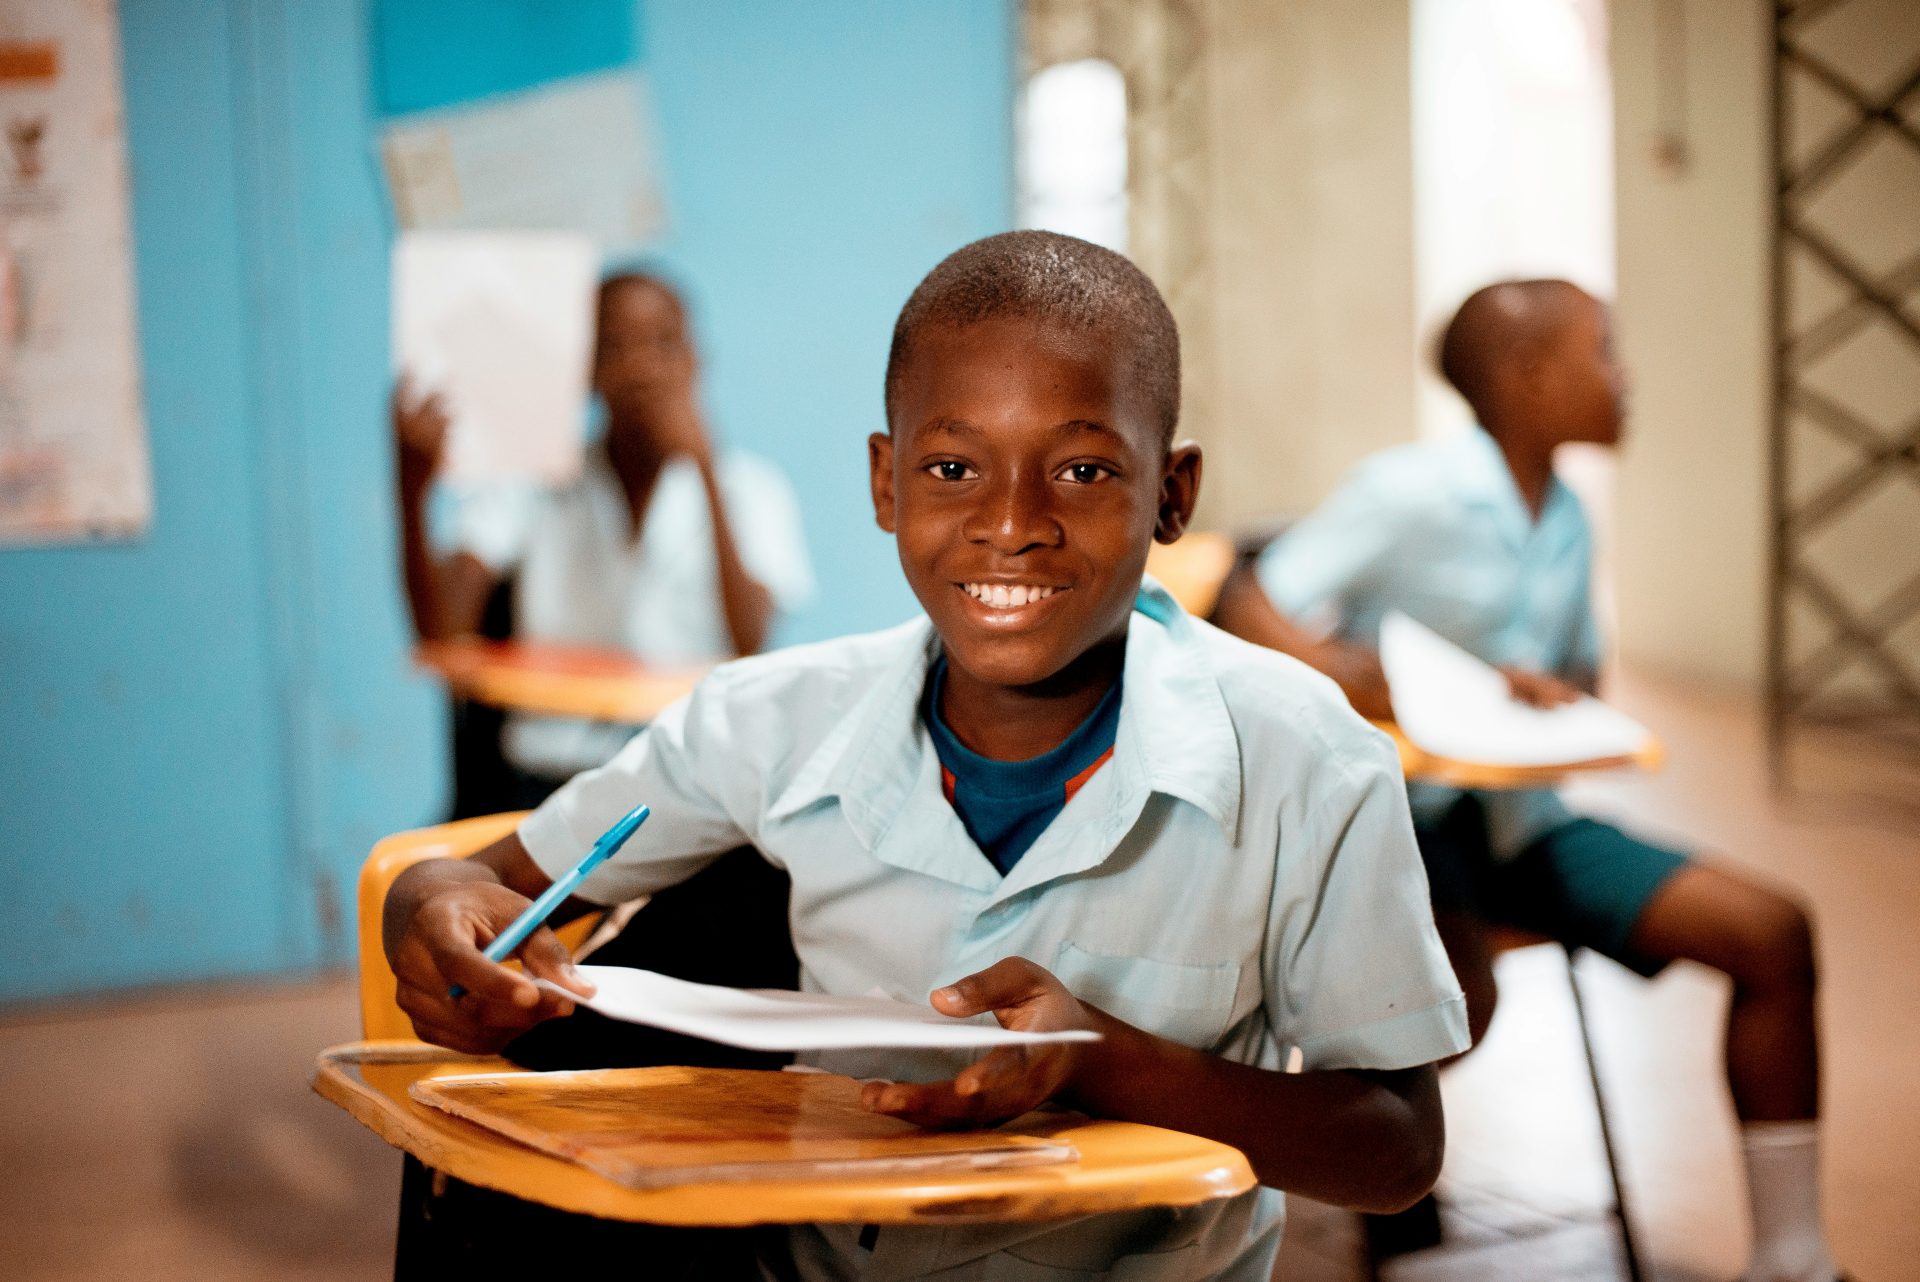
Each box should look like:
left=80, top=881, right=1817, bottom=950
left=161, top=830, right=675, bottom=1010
left=1053, top=941, right=1241, bottom=1050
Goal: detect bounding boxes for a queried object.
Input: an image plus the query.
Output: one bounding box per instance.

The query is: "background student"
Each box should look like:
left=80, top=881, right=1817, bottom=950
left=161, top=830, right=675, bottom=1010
left=1213, top=279, right=1845, bottom=1282
left=382, top=231, right=1470, bottom=1280
left=393, top=271, right=813, bottom=804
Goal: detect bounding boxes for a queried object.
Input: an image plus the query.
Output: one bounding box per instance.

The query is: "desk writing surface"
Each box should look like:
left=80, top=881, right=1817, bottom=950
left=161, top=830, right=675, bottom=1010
left=412, top=1065, right=1077, bottom=1188
left=1378, top=721, right=1665, bottom=791
left=415, top=638, right=707, bottom=724
left=314, top=1041, right=1255, bottom=1226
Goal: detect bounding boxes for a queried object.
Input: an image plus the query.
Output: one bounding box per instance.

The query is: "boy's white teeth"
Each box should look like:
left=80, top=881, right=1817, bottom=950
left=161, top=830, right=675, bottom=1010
left=965, top=583, right=1056, bottom=608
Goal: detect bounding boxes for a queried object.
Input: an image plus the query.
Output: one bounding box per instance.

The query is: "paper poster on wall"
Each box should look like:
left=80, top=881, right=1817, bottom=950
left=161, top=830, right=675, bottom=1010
left=392, top=230, right=598, bottom=485
left=381, top=70, right=665, bottom=247
left=0, top=0, right=151, bottom=545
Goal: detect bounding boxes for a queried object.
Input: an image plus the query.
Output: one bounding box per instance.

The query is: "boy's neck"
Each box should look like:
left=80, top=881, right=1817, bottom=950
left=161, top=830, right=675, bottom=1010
left=936, top=637, right=1126, bottom=761
left=603, top=425, right=665, bottom=528
left=1479, top=418, right=1556, bottom=521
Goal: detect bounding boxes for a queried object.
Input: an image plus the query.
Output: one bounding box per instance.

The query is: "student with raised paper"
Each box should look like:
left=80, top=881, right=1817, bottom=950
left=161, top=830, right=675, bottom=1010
left=394, top=271, right=813, bottom=800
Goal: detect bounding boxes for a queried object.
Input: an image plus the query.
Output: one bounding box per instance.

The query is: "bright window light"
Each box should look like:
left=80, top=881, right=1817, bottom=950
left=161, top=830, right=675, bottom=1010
left=1018, top=58, right=1128, bottom=253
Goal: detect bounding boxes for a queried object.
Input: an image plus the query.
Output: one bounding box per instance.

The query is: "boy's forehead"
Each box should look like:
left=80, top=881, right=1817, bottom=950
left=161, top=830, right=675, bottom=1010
left=893, top=316, right=1152, bottom=438
left=914, top=313, right=1117, bottom=364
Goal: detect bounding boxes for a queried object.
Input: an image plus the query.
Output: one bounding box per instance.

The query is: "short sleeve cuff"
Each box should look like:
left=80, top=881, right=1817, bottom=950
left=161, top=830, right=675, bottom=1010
left=516, top=794, right=622, bottom=905
left=1293, top=993, right=1470, bottom=1072
left=448, top=482, right=536, bottom=574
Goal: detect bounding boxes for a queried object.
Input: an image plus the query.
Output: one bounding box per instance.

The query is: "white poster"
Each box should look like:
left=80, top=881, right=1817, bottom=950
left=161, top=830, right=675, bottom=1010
left=381, top=70, right=665, bottom=247
left=0, top=0, right=150, bottom=544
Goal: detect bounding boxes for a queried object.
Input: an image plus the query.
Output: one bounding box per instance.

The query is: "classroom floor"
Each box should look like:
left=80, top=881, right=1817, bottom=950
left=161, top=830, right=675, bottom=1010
left=1, top=670, right=1914, bottom=1282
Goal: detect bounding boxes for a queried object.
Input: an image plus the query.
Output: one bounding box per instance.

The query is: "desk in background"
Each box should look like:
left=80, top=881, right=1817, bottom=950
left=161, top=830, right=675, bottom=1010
left=416, top=639, right=707, bottom=725
left=1380, top=721, right=1665, bottom=791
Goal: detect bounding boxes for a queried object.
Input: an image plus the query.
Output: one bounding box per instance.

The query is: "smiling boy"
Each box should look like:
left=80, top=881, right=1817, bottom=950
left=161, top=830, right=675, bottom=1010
left=385, top=231, right=1468, bottom=1280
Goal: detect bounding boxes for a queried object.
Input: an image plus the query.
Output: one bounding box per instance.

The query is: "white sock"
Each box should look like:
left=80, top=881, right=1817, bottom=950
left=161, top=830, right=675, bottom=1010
left=1740, top=1120, right=1838, bottom=1282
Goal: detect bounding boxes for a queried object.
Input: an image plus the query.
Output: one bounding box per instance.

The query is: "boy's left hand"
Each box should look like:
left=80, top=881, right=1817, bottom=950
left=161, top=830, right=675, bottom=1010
left=862, top=957, right=1097, bottom=1130
left=1498, top=666, right=1583, bottom=709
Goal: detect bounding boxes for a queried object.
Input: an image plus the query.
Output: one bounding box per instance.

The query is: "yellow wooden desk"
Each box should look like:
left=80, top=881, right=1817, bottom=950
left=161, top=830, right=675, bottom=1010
left=415, top=638, right=707, bottom=725
left=1377, top=720, right=1665, bottom=790
left=315, top=1042, right=1253, bottom=1226
left=324, top=817, right=1256, bottom=1228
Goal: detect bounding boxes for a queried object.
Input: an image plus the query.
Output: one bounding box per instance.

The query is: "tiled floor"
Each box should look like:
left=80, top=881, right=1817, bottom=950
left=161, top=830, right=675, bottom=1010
left=1, top=671, right=1914, bottom=1281
left=0, top=977, right=394, bottom=1281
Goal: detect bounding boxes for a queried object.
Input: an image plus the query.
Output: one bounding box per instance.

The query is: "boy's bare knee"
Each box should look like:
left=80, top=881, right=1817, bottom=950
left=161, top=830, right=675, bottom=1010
left=1733, top=890, right=1817, bottom=994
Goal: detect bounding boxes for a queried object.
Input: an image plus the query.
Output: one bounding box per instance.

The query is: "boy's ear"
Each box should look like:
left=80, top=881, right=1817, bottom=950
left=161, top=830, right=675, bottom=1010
left=868, top=432, right=898, bottom=534
left=1153, top=441, right=1202, bottom=545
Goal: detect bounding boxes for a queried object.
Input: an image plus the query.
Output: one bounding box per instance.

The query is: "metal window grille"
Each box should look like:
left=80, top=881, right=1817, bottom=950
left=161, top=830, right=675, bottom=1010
left=1767, top=0, right=1920, bottom=779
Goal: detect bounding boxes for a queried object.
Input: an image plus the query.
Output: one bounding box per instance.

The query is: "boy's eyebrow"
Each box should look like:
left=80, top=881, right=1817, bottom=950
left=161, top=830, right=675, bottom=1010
left=1053, top=418, right=1120, bottom=440
left=919, top=416, right=984, bottom=440
left=918, top=417, right=1122, bottom=439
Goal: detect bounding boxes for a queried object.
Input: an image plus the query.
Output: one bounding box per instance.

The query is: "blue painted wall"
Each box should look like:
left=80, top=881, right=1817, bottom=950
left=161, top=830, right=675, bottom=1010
left=639, top=0, right=1016, bottom=643
left=372, top=0, right=638, bottom=116
left=0, top=3, right=298, bottom=999
left=0, top=1, right=1012, bottom=1001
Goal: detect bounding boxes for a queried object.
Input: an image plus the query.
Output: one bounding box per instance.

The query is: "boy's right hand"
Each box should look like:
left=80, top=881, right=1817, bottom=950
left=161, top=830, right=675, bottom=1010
left=392, top=374, right=451, bottom=493
left=388, top=883, right=596, bottom=1054
left=1329, top=647, right=1395, bottom=722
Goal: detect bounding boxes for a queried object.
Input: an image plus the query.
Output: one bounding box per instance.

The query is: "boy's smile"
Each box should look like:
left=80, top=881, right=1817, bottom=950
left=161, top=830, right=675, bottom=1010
left=871, top=315, right=1199, bottom=751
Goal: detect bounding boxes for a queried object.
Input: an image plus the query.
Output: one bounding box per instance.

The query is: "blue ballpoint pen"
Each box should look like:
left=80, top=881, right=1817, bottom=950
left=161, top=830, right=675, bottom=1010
left=448, top=803, right=650, bottom=999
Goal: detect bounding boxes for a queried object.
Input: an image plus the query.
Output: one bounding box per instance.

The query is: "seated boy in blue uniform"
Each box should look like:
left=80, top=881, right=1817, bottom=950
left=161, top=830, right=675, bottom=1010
left=1213, top=279, right=1843, bottom=1282
left=383, top=231, right=1470, bottom=1280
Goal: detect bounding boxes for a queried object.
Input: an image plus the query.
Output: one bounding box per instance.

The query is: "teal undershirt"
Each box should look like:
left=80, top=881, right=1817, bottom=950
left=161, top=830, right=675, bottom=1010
left=922, top=657, right=1123, bottom=875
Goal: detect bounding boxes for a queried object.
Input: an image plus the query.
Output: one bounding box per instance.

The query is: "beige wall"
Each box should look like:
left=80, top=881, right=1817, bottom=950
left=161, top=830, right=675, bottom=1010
left=1611, top=0, right=1919, bottom=692
left=1608, top=0, right=1773, bottom=685
left=1033, top=0, right=1914, bottom=692
left=1194, top=0, right=1419, bottom=528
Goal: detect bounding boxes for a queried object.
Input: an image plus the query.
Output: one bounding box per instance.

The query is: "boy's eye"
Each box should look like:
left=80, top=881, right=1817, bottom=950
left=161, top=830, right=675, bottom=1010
left=1060, top=462, right=1112, bottom=485
left=926, top=461, right=976, bottom=481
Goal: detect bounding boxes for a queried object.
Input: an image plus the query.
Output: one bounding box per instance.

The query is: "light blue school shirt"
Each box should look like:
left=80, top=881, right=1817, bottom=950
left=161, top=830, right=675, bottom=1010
left=520, top=579, right=1468, bottom=1282
left=1255, top=427, right=1603, bottom=857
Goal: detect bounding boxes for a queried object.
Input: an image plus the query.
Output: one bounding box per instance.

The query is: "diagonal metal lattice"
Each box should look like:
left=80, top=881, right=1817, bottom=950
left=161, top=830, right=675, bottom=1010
left=1023, top=0, right=1216, bottom=448
left=1768, top=0, right=1920, bottom=772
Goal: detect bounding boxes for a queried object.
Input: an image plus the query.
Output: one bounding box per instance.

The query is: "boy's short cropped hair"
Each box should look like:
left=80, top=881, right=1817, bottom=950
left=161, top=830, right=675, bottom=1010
left=1434, top=278, right=1584, bottom=407
left=598, top=267, right=684, bottom=316
left=884, top=230, right=1182, bottom=447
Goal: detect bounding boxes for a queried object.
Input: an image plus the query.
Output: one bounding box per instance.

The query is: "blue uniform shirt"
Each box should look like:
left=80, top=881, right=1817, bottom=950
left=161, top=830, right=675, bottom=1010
left=1256, top=427, right=1602, bottom=856
left=520, top=580, right=1467, bottom=1280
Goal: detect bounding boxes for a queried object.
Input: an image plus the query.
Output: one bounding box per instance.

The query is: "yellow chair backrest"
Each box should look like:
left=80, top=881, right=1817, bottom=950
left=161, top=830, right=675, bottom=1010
left=356, top=811, right=600, bottom=1041
left=1145, top=531, right=1235, bottom=618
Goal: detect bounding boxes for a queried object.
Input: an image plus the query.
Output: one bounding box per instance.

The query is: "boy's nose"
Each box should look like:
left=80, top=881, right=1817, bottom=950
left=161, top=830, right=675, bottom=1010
left=965, top=471, right=1062, bottom=555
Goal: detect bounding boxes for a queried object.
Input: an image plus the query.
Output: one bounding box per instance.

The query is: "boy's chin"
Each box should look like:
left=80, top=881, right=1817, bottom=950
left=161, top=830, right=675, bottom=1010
left=937, top=634, right=1086, bottom=694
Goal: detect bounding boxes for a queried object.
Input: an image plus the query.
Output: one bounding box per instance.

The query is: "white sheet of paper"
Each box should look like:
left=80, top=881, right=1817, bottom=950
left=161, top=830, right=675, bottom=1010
left=391, top=230, right=597, bottom=484
left=1380, top=611, right=1650, bottom=767
left=540, top=966, right=1103, bottom=1053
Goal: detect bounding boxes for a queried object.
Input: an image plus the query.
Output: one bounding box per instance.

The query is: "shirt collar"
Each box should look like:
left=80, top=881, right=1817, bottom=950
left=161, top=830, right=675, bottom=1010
left=1450, top=426, right=1574, bottom=545
left=766, top=578, right=1244, bottom=887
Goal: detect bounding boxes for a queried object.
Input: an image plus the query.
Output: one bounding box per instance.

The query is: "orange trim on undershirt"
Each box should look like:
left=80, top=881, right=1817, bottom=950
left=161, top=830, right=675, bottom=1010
left=1063, top=747, right=1115, bottom=802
